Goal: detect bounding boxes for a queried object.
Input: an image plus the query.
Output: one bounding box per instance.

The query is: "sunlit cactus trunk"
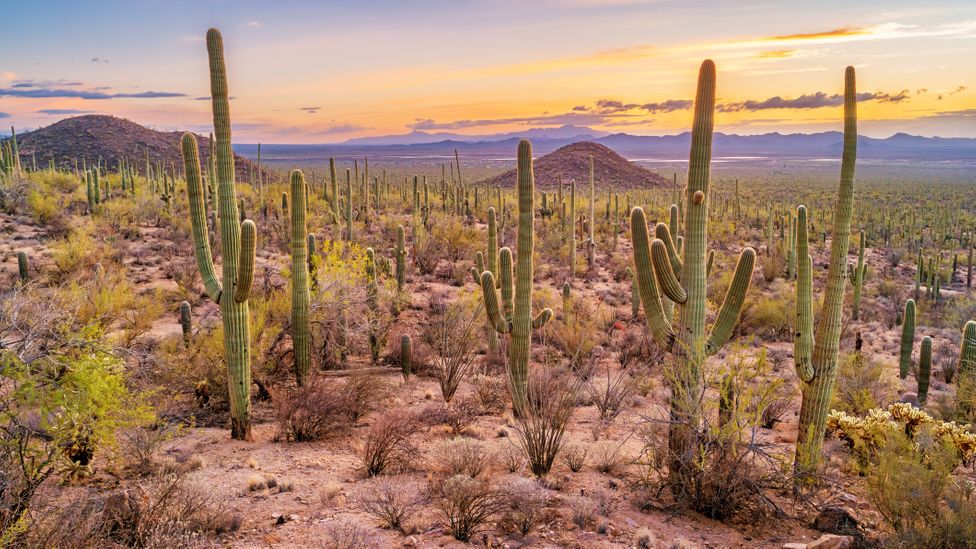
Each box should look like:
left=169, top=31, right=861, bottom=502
left=793, top=66, right=858, bottom=476
left=181, top=28, right=257, bottom=440
left=479, top=140, right=553, bottom=412
left=898, top=299, right=916, bottom=379
left=918, top=336, right=932, bottom=404
left=290, top=169, right=312, bottom=386
left=629, top=60, right=756, bottom=492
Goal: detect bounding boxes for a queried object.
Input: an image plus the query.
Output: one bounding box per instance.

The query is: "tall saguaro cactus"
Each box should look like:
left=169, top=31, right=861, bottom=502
left=898, top=299, right=916, bottom=379
left=181, top=28, right=257, bottom=440
left=850, top=230, right=866, bottom=321
left=793, top=66, right=858, bottom=475
left=479, top=140, right=553, bottom=411
left=290, top=169, right=312, bottom=386
left=629, top=60, right=756, bottom=489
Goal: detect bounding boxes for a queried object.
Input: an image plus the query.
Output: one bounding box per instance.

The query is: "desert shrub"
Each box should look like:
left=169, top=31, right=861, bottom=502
left=560, top=443, right=588, bottom=472
left=309, top=241, right=370, bottom=368
left=550, top=297, right=608, bottom=374
left=27, top=189, right=58, bottom=225
left=358, top=476, right=428, bottom=531
left=438, top=475, right=506, bottom=542
left=431, top=216, right=481, bottom=263
left=511, top=367, right=584, bottom=477
left=567, top=495, right=597, bottom=529
left=497, top=477, right=551, bottom=536
left=50, top=228, right=110, bottom=278
left=23, top=472, right=238, bottom=548
left=471, top=374, right=508, bottom=414
left=99, top=199, right=141, bottom=238
left=340, top=372, right=389, bottom=420
left=635, top=348, right=788, bottom=520
left=502, top=445, right=525, bottom=473
left=866, top=431, right=976, bottom=547
left=421, top=291, right=483, bottom=402
left=412, top=232, right=444, bottom=276
left=431, top=438, right=495, bottom=479
left=616, top=326, right=665, bottom=370
left=588, top=366, right=642, bottom=433
left=831, top=352, right=898, bottom=415
left=590, top=440, right=629, bottom=476
left=739, top=288, right=793, bottom=340
left=759, top=246, right=786, bottom=283
left=274, top=378, right=354, bottom=442
left=359, top=409, right=423, bottom=477
left=439, top=396, right=481, bottom=436
left=321, top=518, right=383, bottom=549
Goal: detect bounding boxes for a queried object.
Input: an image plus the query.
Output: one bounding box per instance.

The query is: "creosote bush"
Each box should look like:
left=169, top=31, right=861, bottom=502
left=438, top=474, right=506, bottom=542
left=359, top=409, right=423, bottom=477
left=358, top=476, right=428, bottom=532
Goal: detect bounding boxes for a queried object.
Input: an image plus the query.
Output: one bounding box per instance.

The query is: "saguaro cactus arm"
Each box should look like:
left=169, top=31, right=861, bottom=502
left=793, top=205, right=815, bottom=383
left=705, top=247, right=756, bottom=354
left=480, top=271, right=512, bottom=334
left=234, top=220, right=256, bottom=303
left=654, top=222, right=683, bottom=275
left=630, top=207, right=675, bottom=348
left=182, top=133, right=223, bottom=303
left=651, top=239, right=687, bottom=304
left=532, top=308, right=553, bottom=329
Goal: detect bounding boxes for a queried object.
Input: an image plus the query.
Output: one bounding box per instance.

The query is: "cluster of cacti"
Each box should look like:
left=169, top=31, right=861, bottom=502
left=478, top=140, right=553, bottom=411
left=182, top=28, right=257, bottom=440
left=630, top=60, right=756, bottom=488
left=0, top=126, right=21, bottom=179
left=792, top=66, right=858, bottom=475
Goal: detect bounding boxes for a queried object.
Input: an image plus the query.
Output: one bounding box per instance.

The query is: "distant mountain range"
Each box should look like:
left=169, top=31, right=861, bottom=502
left=235, top=124, right=974, bottom=162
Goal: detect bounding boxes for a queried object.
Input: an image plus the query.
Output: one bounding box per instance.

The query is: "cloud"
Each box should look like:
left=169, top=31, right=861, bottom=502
left=36, top=109, right=94, bottom=115
left=0, top=112, right=9, bottom=119
left=316, top=124, right=368, bottom=135
left=765, top=27, right=868, bottom=42
left=12, top=79, right=83, bottom=88
left=247, top=21, right=261, bottom=27
left=756, top=49, right=794, bottom=59
left=0, top=71, right=16, bottom=81
left=718, top=90, right=910, bottom=112
left=639, top=99, right=693, bottom=113
left=300, top=106, right=321, bottom=114
left=90, top=57, right=109, bottom=64
left=0, top=87, right=186, bottom=99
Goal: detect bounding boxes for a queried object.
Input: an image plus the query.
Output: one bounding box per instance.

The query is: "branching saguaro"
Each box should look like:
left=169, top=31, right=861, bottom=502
left=478, top=140, right=553, bottom=411
left=629, top=60, right=756, bottom=492
left=793, top=66, right=858, bottom=477
left=181, top=28, right=256, bottom=440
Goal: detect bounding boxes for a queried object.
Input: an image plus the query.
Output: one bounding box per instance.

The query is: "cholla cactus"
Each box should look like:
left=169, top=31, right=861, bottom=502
left=629, top=60, right=756, bottom=487
left=478, top=140, right=553, bottom=411
left=181, top=28, right=257, bottom=440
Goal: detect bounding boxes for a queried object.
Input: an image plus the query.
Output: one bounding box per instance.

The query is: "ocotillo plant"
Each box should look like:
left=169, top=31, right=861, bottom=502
left=898, top=299, right=916, bottom=379
left=479, top=140, right=553, bottom=412
left=290, top=169, right=312, bottom=386
left=793, top=66, right=858, bottom=476
left=850, top=230, right=866, bottom=321
left=630, top=60, right=756, bottom=489
left=181, top=28, right=257, bottom=440
left=179, top=301, right=192, bottom=346
left=918, top=335, right=932, bottom=404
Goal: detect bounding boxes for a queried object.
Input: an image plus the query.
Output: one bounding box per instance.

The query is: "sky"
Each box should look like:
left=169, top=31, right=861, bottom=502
left=2, top=0, right=975, bottom=143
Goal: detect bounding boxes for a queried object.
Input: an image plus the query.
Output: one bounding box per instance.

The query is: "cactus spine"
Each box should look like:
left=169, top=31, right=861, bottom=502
left=793, top=66, right=858, bottom=475
left=898, top=299, right=916, bottom=379
left=181, top=28, right=257, bottom=440
left=630, top=60, right=756, bottom=488
left=479, top=140, right=553, bottom=411
left=290, top=169, right=311, bottom=386
left=918, top=335, right=931, bottom=404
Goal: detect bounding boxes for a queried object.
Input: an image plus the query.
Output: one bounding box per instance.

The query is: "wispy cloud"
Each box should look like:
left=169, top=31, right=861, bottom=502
left=718, top=90, right=911, bottom=112
left=756, top=49, right=795, bottom=59
left=36, top=109, right=94, bottom=115
left=0, top=112, right=9, bottom=119
left=90, top=57, right=109, bottom=64
left=765, top=27, right=868, bottom=42
left=0, top=87, right=186, bottom=99
left=299, top=106, right=321, bottom=114
left=247, top=21, right=261, bottom=28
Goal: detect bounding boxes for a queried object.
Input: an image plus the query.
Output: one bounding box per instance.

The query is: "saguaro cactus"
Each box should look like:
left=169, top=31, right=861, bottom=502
left=898, top=299, right=916, bottom=379
left=16, top=251, right=28, bottom=285
left=393, top=224, right=407, bottom=291
left=179, top=301, right=193, bottom=345
left=630, top=60, right=756, bottom=488
left=400, top=334, right=412, bottom=381
left=793, top=66, right=858, bottom=475
left=568, top=180, right=576, bottom=276
left=181, top=28, right=257, bottom=440
left=918, top=335, right=931, bottom=404
left=290, top=169, right=312, bottom=385
left=479, top=140, right=553, bottom=411
left=850, top=230, right=866, bottom=321
left=960, top=320, right=976, bottom=375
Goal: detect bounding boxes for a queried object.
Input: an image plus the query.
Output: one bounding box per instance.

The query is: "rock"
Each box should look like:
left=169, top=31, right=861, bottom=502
left=782, top=544, right=806, bottom=549
left=899, top=393, right=920, bottom=407
left=813, top=506, right=859, bottom=535
left=403, top=536, right=418, bottom=547
left=808, top=534, right=853, bottom=549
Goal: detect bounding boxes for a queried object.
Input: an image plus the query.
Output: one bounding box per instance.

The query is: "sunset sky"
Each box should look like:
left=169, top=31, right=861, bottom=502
left=3, top=0, right=975, bottom=142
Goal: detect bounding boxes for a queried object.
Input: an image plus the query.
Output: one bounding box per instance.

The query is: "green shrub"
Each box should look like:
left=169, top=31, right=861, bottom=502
left=831, top=352, right=897, bottom=415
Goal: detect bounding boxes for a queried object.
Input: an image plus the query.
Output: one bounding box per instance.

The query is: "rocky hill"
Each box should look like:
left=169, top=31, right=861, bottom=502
left=13, top=115, right=266, bottom=181
left=480, top=141, right=668, bottom=190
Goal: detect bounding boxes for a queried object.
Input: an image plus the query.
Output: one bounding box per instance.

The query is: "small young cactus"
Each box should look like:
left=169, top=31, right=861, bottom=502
left=16, top=251, right=28, bottom=285
left=179, top=300, right=192, bottom=345
left=290, top=169, right=312, bottom=386
left=400, top=334, right=412, bottom=381
left=899, top=299, right=916, bottom=380
left=918, top=335, right=931, bottom=404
